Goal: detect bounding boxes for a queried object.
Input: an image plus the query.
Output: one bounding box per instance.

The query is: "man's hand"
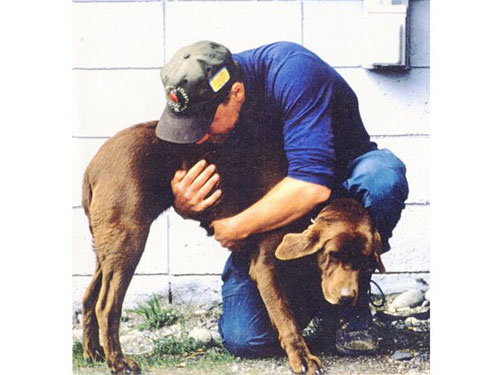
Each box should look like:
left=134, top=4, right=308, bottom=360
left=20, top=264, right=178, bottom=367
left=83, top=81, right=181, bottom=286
left=171, top=159, right=222, bottom=218
left=211, top=217, right=247, bottom=251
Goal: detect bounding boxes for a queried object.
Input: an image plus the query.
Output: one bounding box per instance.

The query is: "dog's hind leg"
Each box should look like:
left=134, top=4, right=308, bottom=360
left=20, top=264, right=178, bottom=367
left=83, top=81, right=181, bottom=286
left=82, top=261, right=105, bottom=362
left=93, top=223, right=150, bottom=375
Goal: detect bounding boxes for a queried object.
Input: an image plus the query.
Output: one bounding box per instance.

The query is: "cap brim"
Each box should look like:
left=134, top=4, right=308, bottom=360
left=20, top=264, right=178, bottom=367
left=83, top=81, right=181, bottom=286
left=156, top=106, right=214, bottom=144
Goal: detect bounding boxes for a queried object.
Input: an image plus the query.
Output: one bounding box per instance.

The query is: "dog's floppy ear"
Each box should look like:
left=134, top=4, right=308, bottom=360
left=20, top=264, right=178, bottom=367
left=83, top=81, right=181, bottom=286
left=276, top=226, right=323, bottom=261
left=372, top=231, right=386, bottom=273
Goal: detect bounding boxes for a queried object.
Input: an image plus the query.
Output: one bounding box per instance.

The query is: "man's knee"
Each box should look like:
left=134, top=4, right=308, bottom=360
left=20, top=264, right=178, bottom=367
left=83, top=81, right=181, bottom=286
left=218, top=315, right=281, bottom=358
left=369, top=166, right=408, bottom=207
left=343, top=149, right=409, bottom=252
left=346, top=149, right=409, bottom=207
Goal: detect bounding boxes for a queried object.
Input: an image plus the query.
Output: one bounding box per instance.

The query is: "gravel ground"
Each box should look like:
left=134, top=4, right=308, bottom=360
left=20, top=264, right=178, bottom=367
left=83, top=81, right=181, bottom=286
left=73, top=352, right=429, bottom=375
left=73, top=291, right=430, bottom=375
left=73, top=355, right=429, bottom=375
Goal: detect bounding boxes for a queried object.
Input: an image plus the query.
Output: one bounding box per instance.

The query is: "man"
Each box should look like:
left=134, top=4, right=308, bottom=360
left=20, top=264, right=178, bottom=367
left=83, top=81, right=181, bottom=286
left=155, top=41, right=409, bottom=356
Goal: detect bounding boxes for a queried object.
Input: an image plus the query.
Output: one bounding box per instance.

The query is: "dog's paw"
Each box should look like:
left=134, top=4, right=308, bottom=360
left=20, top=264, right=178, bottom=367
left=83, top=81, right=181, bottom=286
left=83, top=344, right=105, bottom=362
left=110, top=357, right=141, bottom=375
left=290, top=351, right=323, bottom=375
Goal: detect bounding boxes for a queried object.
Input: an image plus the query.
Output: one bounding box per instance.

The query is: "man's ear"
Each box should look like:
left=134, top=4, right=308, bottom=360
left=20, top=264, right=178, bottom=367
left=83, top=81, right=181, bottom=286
left=372, top=231, right=386, bottom=273
left=275, top=227, right=323, bottom=261
left=231, top=82, right=245, bottom=103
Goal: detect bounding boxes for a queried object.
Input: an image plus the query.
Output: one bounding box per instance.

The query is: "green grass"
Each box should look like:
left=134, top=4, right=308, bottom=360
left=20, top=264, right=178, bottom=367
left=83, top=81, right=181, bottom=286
left=152, top=336, right=210, bottom=356
left=73, top=335, right=234, bottom=373
left=133, top=294, right=182, bottom=331
left=72, top=340, right=86, bottom=367
left=141, top=335, right=233, bottom=367
left=72, top=340, right=107, bottom=372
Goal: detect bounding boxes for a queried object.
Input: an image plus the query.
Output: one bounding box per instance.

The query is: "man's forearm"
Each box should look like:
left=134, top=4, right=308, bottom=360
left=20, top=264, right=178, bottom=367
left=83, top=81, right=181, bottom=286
left=229, top=177, right=331, bottom=238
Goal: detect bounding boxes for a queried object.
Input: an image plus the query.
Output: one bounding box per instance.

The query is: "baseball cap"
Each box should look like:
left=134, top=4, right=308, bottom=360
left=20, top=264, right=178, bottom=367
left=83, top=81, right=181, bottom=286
left=156, top=41, right=239, bottom=143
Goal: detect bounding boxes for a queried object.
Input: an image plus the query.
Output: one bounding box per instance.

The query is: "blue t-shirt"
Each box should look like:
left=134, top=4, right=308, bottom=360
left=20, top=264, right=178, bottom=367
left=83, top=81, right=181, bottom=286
left=232, top=42, right=376, bottom=188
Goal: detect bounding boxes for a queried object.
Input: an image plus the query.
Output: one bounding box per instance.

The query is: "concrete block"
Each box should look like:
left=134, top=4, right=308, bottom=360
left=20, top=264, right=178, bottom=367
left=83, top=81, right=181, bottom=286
left=73, top=276, right=90, bottom=311
left=170, top=275, right=223, bottom=305
left=338, top=67, right=429, bottom=136
left=72, top=69, right=165, bottom=137
left=72, top=208, right=97, bottom=275
left=375, top=136, right=430, bottom=205
left=140, top=212, right=169, bottom=274
left=73, top=1, right=164, bottom=68
left=409, top=0, right=430, bottom=67
left=303, top=0, right=363, bottom=67
left=163, top=1, right=301, bottom=60
left=383, top=204, right=430, bottom=272
left=73, top=274, right=171, bottom=311
left=72, top=137, right=106, bottom=207
left=168, top=210, right=231, bottom=275
left=124, top=275, right=170, bottom=308
left=72, top=207, right=169, bottom=275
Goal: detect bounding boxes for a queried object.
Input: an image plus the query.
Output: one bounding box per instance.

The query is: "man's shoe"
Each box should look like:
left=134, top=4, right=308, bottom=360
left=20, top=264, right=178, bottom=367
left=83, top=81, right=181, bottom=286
left=335, top=324, right=379, bottom=355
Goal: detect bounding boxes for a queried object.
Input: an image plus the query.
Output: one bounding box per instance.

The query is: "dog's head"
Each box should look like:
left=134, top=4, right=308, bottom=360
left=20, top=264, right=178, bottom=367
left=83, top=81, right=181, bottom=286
left=275, top=198, right=385, bottom=306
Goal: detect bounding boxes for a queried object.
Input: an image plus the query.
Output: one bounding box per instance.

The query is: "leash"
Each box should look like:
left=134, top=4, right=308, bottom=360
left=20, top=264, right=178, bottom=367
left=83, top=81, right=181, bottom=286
left=369, top=279, right=387, bottom=308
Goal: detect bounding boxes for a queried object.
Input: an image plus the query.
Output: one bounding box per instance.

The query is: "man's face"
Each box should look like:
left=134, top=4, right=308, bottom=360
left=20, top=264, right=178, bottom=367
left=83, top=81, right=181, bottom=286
left=197, top=82, right=245, bottom=145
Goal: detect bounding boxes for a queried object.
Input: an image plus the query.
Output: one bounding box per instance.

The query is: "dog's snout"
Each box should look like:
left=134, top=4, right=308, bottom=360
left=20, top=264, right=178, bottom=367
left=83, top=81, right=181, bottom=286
left=338, top=288, right=356, bottom=306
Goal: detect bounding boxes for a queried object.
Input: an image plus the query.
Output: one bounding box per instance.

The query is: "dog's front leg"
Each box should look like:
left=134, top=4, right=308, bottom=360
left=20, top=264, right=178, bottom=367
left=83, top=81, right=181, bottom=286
left=249, top=237, right=322, bottom=375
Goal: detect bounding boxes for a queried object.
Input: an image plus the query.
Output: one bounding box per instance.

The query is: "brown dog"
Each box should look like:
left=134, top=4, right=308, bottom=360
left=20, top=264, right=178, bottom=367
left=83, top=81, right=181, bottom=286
left=81, top=121, right=384, bottom=375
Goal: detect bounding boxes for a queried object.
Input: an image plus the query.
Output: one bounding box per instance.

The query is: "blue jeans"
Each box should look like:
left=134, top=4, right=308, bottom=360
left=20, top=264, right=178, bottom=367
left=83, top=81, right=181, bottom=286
left=218, top=149, right=409, bottom=357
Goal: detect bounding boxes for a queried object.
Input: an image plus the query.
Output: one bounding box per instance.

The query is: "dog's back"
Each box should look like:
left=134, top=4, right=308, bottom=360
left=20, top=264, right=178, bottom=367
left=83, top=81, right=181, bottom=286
left=82, top=122, right=177, bottom=224
left=83, top=120, right=288, bottom=231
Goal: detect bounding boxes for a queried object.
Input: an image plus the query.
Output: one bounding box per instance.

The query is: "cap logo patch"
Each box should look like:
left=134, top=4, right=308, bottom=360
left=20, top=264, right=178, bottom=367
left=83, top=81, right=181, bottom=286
left=168, top=91, right=179, bottom=103
left=166, top=86, right=189, bottom=113
left=209, top=67, right=230, bottom=93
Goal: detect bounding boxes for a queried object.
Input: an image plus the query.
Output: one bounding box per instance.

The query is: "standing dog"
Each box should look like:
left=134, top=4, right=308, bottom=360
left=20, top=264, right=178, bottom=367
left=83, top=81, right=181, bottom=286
left=81, top=121, right=385, bottom=375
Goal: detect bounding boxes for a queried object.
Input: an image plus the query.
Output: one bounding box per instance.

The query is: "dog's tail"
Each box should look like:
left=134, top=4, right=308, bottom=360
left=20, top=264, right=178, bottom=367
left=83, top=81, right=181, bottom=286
left=81, top=168, right=93, bottom=219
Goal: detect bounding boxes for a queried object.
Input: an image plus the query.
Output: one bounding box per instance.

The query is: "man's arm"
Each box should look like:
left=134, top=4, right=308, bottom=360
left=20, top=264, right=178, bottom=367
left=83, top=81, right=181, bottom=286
left=211, top=176, right=331, bottom=249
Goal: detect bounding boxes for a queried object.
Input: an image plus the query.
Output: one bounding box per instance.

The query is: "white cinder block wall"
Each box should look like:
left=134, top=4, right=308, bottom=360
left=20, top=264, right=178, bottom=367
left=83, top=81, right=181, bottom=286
left=72, top=0, right=430, bottom=309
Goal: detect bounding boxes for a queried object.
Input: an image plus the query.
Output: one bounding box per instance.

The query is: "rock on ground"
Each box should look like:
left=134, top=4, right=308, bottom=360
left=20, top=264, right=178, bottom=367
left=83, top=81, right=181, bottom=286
left=188, top=327, right=213, bottom=344
left=389, top=289, right=425, bottom=310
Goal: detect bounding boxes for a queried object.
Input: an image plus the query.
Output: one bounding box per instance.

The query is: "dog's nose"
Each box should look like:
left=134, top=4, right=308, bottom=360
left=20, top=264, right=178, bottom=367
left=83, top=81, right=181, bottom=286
left=338, top=288, right=356, bottom=305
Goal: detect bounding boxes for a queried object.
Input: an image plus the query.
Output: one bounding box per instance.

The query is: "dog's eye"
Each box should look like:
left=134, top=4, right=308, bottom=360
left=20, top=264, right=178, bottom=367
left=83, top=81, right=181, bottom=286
left=352, top=257, right=371, bottom=270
